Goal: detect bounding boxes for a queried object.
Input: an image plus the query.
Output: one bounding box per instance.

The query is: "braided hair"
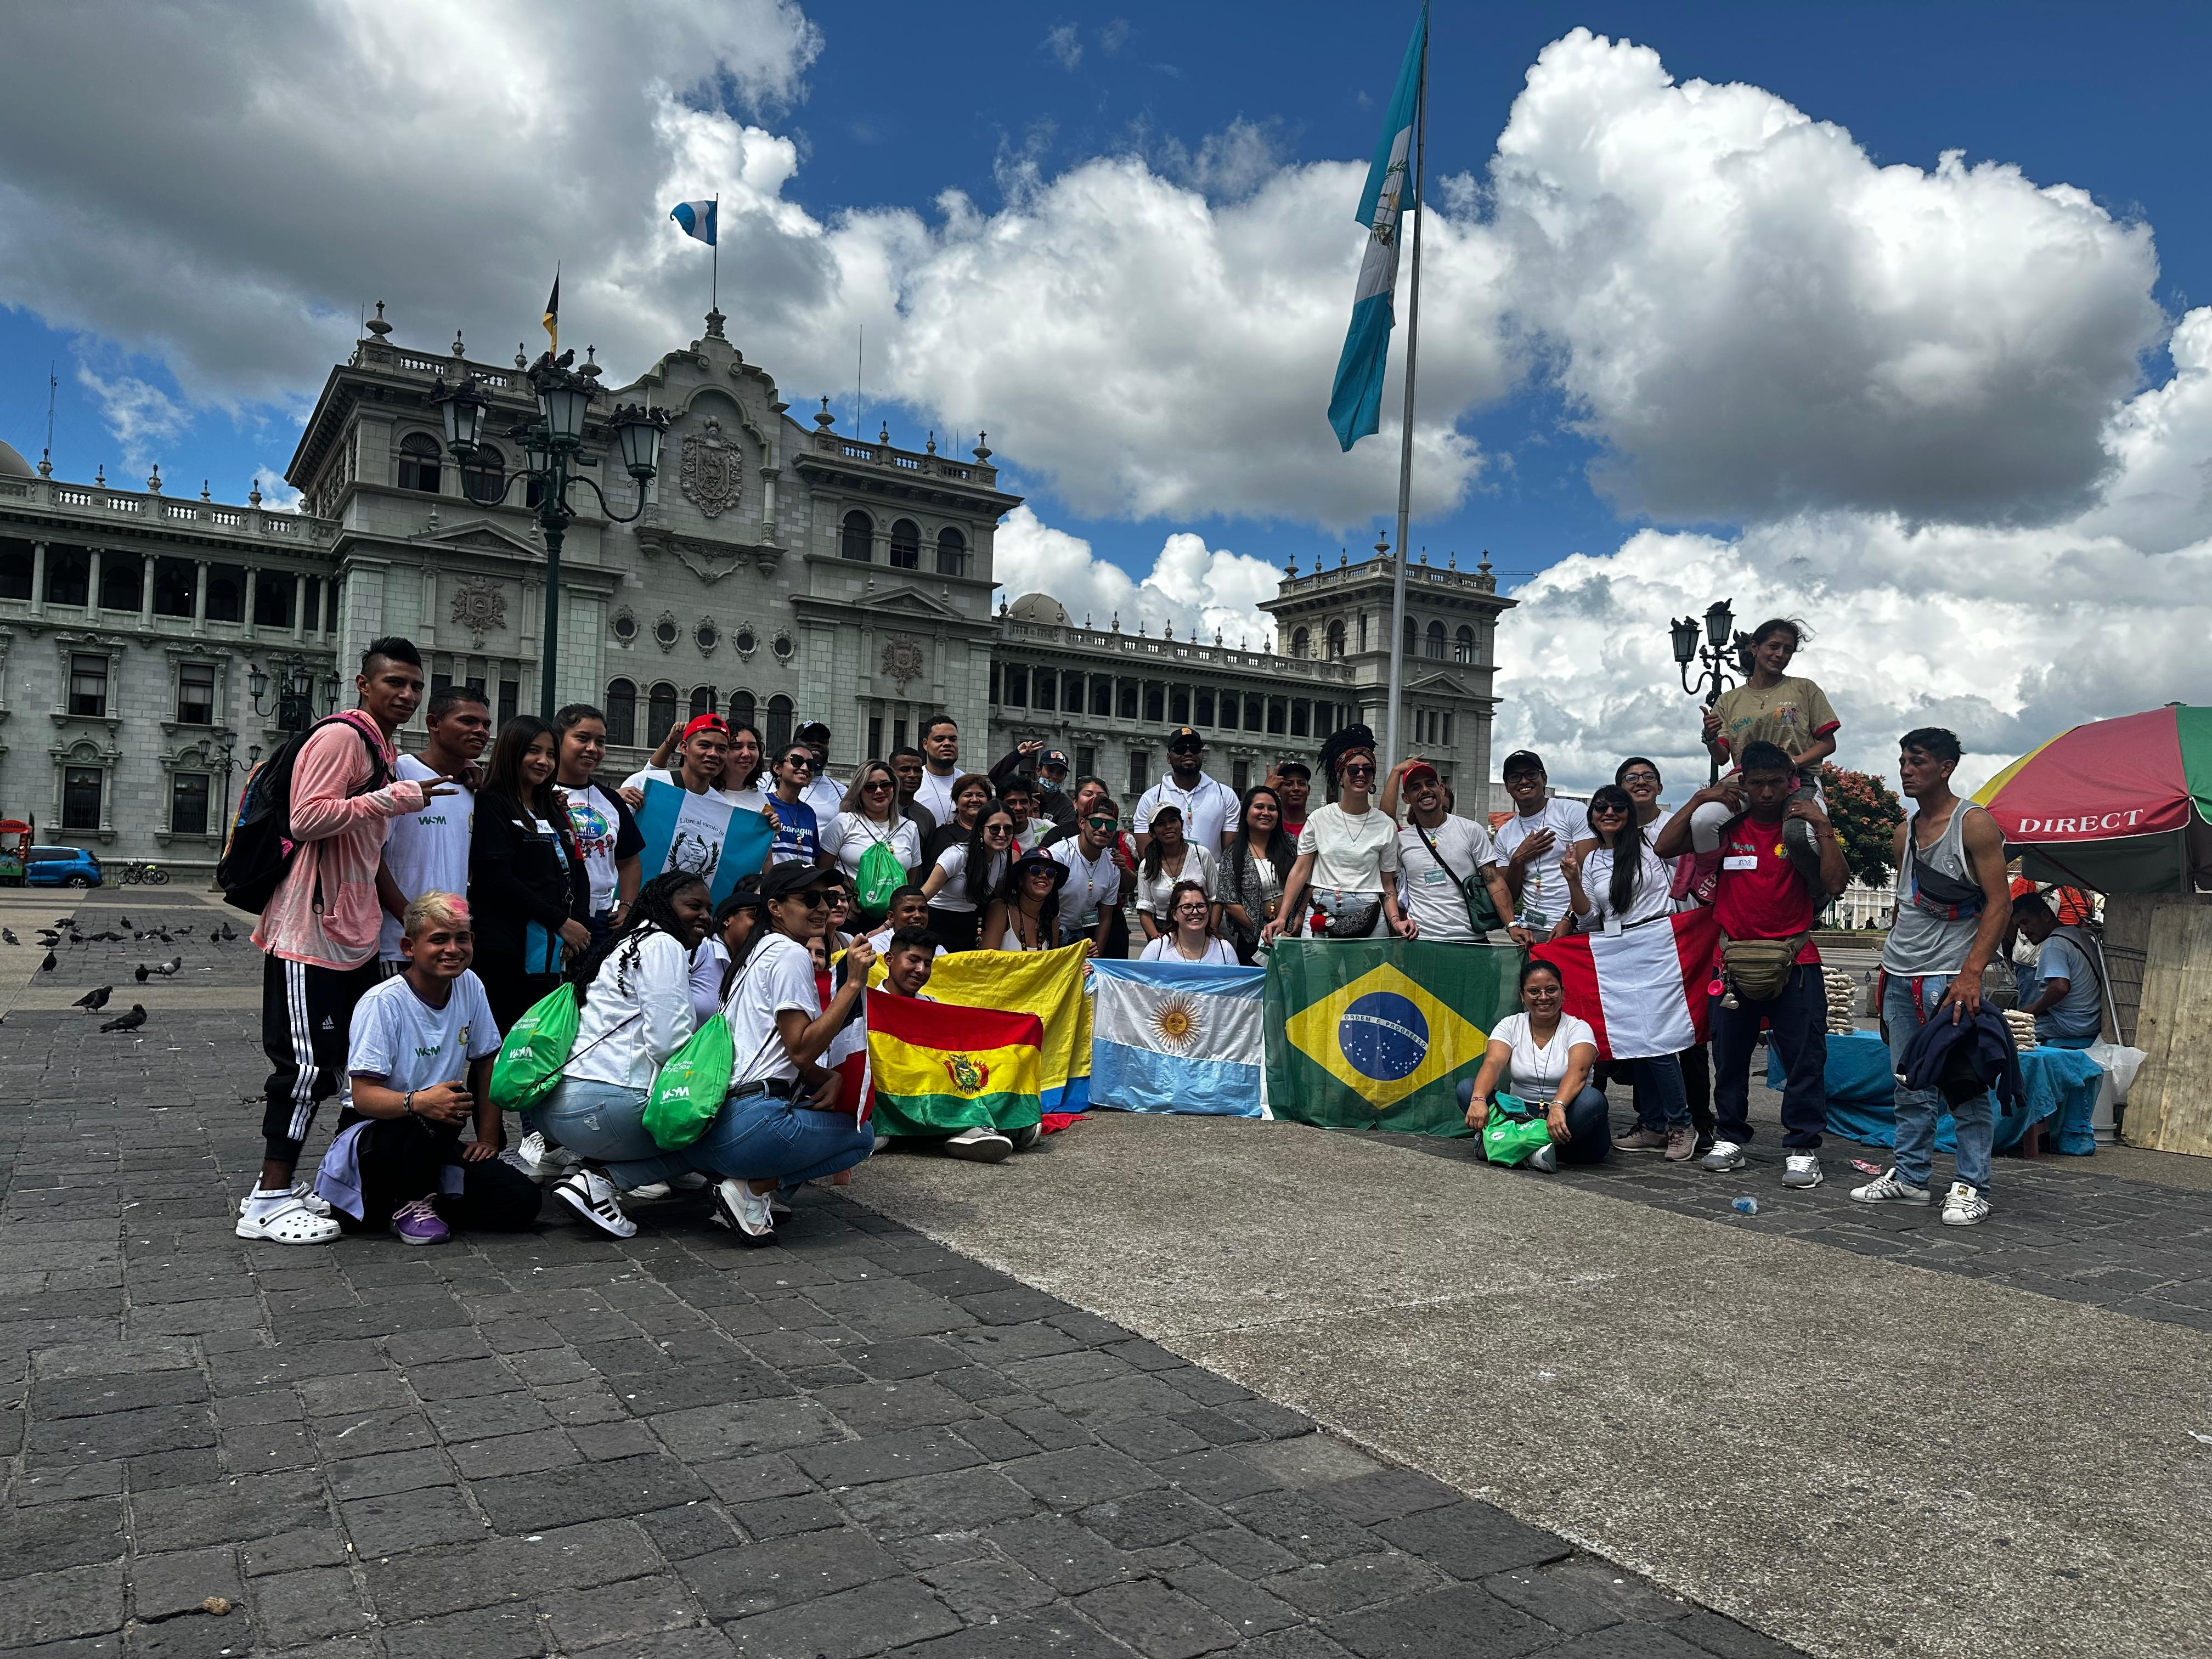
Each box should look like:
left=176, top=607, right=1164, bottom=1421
left=571, top=868, right=707, bottom=1006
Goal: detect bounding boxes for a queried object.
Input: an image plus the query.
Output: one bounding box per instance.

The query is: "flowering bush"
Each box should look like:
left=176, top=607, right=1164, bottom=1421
left=1816, top=763, right=1905, bottom=889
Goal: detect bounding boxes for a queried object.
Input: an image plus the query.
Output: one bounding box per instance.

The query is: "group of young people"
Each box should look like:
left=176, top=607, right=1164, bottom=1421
left=228, top=615, right=2038, bottom=1252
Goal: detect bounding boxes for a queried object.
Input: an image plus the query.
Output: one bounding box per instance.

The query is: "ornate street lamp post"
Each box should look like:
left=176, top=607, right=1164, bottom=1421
left=1669, top=597, right=1738, bottom=783
left=433, top=358, right=668, bottom=720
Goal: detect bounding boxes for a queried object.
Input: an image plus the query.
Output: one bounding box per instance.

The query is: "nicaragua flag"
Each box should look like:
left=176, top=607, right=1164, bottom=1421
left=633, top=778, right=770, bottom=908
left=1531, top=909, right=1721, bottom=1060
left=669, top=199, right=718, bottom=246
left=1091, top=960, right=1268, bottom=1117
left=1327, top=7, right=1426, bottom=452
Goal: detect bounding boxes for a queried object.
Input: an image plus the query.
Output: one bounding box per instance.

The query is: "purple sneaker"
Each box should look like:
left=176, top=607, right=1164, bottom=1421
left=390, top=1197, right=450, bottom=1247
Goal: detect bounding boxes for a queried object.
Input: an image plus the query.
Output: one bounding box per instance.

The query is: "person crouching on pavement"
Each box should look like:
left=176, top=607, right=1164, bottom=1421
left=1457, top=959, right=1611, bottom=1172
left=873, top=925, right=1040, bottom=1162
left=313, top=892, right=541, bottom=1244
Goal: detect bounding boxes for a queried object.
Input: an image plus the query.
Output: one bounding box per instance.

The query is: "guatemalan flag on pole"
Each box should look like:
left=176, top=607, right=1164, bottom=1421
left=669, top=200, right=718, bottom=245
left=1531, top=909, right=1722, bottom=1060
left=1327, top=7, right=1427, bottom=451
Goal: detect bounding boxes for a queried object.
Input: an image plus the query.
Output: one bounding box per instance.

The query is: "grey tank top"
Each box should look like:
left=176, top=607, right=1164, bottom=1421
left=1881, top=803, right=1985, bottom=976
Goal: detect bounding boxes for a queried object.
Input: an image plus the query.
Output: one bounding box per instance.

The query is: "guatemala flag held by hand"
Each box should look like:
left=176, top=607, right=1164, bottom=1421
left=1327, top=7, right=1426, bottom=451
left=669, top=200, right=718, bottom=245
left=1091, top=960, right=1268, bottom=1118
left=633, top=778, right=769, bottom=908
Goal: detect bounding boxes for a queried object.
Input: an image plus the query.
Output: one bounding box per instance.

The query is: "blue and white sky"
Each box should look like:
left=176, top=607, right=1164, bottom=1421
left=5, top=1, right=2211, bottom=790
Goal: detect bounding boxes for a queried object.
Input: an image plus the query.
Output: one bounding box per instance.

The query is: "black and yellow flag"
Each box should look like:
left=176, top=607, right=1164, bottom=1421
left=541, top=268, right=560, bottom=353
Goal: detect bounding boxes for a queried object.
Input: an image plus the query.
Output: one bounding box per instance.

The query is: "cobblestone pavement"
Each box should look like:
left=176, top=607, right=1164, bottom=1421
left=0, top=896, right=1800, bottom=1657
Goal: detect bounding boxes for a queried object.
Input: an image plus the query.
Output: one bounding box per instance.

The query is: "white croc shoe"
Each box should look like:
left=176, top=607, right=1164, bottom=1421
left=235, top=1194, right=342, bottom=1245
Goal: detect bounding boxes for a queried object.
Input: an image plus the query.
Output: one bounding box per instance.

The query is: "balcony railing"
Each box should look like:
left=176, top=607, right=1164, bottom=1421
left=997, top=619, right=1357, bottom=684
left=0, top=477, right=335, bottom=546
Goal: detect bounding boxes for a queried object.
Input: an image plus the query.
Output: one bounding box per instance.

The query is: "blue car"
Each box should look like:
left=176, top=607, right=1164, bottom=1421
left=24, top=845, right=103, bottom=888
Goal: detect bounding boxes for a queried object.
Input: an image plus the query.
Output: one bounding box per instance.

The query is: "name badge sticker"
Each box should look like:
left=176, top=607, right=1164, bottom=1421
left=1721, top=855, right=1759, bottom=871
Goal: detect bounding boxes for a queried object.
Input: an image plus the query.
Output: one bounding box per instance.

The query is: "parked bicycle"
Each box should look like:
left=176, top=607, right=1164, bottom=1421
left=117, top=860, right=171, bottom=885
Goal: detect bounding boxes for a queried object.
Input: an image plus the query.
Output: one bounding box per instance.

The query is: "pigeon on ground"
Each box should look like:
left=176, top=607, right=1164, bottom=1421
left=51, top=916, right=73, bottom=927
left=153, top=957, right=183, bottom=977
left=2, top=928, right=17, bottom=945
left=134, top=964, right=150, bottom=983
left=72, top=986, right=113, bottom=1011
left=40, top=951, right=57, bottom=972
left=117, top=915, right=132, bottom=929
left=91, top=931, right=123, bottom=943
left=100, top=1005, right=147, bottom=1033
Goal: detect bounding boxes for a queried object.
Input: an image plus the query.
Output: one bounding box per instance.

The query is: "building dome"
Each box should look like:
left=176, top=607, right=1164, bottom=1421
left=0, top=439, right=33, bottom=479
left=1007, top=592, right=1069, bottom=625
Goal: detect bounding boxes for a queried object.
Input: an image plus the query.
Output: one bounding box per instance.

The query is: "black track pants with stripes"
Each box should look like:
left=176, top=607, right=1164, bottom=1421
left=259, top=952, right=382, bottom=1169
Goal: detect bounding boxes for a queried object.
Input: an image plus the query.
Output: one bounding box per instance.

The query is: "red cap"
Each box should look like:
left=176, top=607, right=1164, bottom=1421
left=1402, top=761, right=1441, bottom=786
left=681, top=713, right=730, bottom=743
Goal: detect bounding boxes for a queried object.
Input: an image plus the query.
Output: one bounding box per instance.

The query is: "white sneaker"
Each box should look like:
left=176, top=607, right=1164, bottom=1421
left=626, top=1181, right=673, bottom=1201
left=1850, top=1168, right=1931, bottom=1205
left=516, top=1131, right=555, bottom=1179
left=234, top=1192, right=342, bottom=1245
left=1940, top=1182, right=1991, bottom=1226
left=1781, top=1154, right=1824, bottom=1189
left=1697, top=1140, right=1746, bottom=1173
left=1526, top=1142, right=1558, bottom=1173
left=709, top=1179, right=776, bottom=1242
left=768, top=1192, right=794, bottom=1217
left=552, top=1170, right=637, bottom=1239
left=943, top=1126, right=1015, bottom=1164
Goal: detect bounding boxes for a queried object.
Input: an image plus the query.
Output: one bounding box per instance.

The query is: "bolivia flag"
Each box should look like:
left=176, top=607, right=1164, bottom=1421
left=866, top=992, right=1043, bottom=1138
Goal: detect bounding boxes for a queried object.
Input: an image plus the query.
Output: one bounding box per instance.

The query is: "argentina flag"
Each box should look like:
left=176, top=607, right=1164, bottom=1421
left=1090, top=960, right=1268, bottom=1118
left=1326, top=7, right=1426, bottom=451
left=669, top=199, right=718, bottom=245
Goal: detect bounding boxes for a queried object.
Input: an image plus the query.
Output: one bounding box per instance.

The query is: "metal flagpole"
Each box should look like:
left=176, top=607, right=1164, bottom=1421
left=1382, top=2, right=1427, bottom=770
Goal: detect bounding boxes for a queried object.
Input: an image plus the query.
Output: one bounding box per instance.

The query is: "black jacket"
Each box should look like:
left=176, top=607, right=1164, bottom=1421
left=469, top=789, right=590, bottom=956
left=1898, top=1005, right=2025, bottom=1111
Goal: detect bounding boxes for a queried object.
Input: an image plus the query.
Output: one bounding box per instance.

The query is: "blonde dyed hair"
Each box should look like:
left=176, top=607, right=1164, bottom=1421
left=403, top=890, right=472, bottom=936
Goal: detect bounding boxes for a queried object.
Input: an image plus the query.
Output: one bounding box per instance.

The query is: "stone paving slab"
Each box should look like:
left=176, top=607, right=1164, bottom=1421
left=0, top=916, right=1794, bottom=1659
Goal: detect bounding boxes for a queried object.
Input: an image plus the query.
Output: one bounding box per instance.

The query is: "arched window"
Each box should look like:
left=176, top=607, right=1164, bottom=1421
left=99, top=555, right=143, bottom=612
left=605, top=679, right=636, bottom=747
left=460, top=446, right=505, bottom=504
left=728, top=689, right=755, bottom=730
left=1403, top=617, right=1417, bottom=658
left=1327, top=619, right=1346, bottom=660
left=1291, top=627, right=1310, bottom=659
left=936, top=527, right=967, bottom=577
left=397, top=433, right=442, bottom=494
left=766, top=694, right=794, bottom=754
left=890, top=518, right=921, bottom=569
left=647, top=681, right=678, bottom=743
left=1455, top=624, right=1476, bottom=664
left=840, top=511, right=873, bottom=562
left=689, top=685, right=716, bottom=719
left=1426, top=620, right=1446, bottom=660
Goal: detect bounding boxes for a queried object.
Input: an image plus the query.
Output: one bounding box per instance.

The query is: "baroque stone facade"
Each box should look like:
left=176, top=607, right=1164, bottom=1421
left=0, top=311, right=1512, bottom=867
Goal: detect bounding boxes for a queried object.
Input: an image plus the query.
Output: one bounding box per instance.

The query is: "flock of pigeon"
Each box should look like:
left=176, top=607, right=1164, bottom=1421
left=14, top=911, right=245, bottom=1033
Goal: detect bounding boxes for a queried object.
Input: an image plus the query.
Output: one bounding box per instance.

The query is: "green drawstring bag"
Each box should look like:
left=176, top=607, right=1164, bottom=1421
left=644, top=1014, right=734, bottom=1150
left=854, top=837, right=908, bottom=918
left=489, top=983, right=580, bottom=1111
left=1480, top=1091, right=1555, bottom=1166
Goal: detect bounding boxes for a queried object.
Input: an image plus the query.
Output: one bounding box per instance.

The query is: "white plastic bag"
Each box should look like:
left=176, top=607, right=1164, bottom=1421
left=2084, top=1040, right=2145, bottom=1142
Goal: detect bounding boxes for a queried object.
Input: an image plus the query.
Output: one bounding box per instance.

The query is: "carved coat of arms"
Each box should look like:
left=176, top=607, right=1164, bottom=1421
left=449, top=580, right=506, bottom=648
left=879, top=634, right=924, bottom=693
left=678, top=417, right=744, bottom=518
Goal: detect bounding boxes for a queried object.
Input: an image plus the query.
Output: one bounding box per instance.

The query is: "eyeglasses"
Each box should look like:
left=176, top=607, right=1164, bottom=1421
left=983, top=823, right=1013, bottom=837
left=1175, top=902, right=1210, bottom=916
left=1620, top=771, right=1661, bottom=785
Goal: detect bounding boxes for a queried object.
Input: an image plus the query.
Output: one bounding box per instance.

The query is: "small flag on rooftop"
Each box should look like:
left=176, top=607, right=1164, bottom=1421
left=669, top=200, right=719, bottom=246
left=541, top=268, right=560, bottom=353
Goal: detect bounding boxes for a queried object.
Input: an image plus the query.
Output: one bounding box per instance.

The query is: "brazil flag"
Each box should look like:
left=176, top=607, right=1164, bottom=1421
left=1264, top=941, right=1523, bottom=1136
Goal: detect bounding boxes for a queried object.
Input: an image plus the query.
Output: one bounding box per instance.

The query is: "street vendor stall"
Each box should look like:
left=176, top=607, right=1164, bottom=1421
left=1769, top=1031, right=2104, bottom=1156
left=1973, top=704, right=2210, bottom=1155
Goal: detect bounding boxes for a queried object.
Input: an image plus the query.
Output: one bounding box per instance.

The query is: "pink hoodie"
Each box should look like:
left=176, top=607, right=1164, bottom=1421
left=252, top=710, right=431, bottom=969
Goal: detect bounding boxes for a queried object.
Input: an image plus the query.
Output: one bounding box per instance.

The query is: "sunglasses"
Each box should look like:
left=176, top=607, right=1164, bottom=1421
left=864, top=778, right=893, bottom=791
left=1341, top=761, right=1376, bottom=776
left=788, top=889, right=831, bottom=909
left=1170, top=745, right=1201, bottom=756
left=1086, top=816, right=1120, bottom=831
left=1592, top=804, right=1630, bottom=816
left=1024, top=865, right=1057, bottom=879
left=783, top=754, right=814, bottom=770
left=983, top=823, right=1013, bottom=837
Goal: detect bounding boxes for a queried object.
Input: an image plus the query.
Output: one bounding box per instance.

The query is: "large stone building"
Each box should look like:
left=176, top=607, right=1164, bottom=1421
left=0, top=311, right=1511, bottom=868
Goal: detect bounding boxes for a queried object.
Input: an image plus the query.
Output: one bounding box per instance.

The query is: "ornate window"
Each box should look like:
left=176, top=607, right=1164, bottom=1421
left=100, top=554, right=143, bottom=612
left=605, top=678, right=636, bottom=746
left=1403, top=617, right=1417, bottom=658
left=840, top=510, right=873, bottom=561
left=696, top=618, right=718, bottom=653
left=460, top=445, right=506, bottom=504
left=1327, top=619, right=1346, bottom=659
left=728, top=689, right=755, bottom=729
left=69, top=653, right=109, bottom=717
left=1291, top=627, right=1310, bottom=659
left=647, top=681, right=678, bottom=742
left=890, top=518, right=921, bottom=570
left=771, top=631, right=794, bottom=662
left=653, top=614, right=679, bottom=648
left=936, top=527, right=967, bottom=577
left=1426, top=620, right=1446, bottom=660
left=397, top=433, right=442, bottom=494
left=689, top=685, right=716, bottom=719
left=169, top=772, right=210, bottom=836
left=733, top=626, right=757, bottom=657
left=766, top=694, right=794, bottom=753
left=176, top=663, right=216, bottom=726
left=611, top=608, right=637, bottom=643
left=63, top=766, right=103, bottom=831
left=1455, top=625, right=1476, bottom=664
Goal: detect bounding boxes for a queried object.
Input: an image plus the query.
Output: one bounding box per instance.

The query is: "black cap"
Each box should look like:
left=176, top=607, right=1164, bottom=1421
left=1500, top=749, right=1546, bottom=777
left=759, top=862, right=832, bottom=903
left=794, top=720, right=831, bottom=743
left=1273, top=758, right=1311, bottom=779
left=1167, top=725, right=1203, bottom=748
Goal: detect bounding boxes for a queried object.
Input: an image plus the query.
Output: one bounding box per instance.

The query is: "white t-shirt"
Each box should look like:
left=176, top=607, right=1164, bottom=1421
left=1135, top=772, right=1241, bottom=853
left=822, top=812, right=922, bottom=884
left=1051, top=840, right=1122, bottom=936
left=343, top=969, right=499, bottom=1107
left=912, top=767, right=962, bottom=827
left=1139, top=934, right=1237, bottom=964
left=1575, top=840, right=1675, bottom=933
left=800, top=775, right=847, bottom=823
left=930, top=844, right=1008, bottom=913
left=723, top=933, right=819, bottom=1089
left=1298, top=803, right=1400, bottom=894
left=559, top=782, right=629, bottom=917
left=1494, top=799, right=1591, bottom=930
left=622, top=766, right=753, bottom=812
left=1134, top=842, right=1220, bottom=921
left=377, top=757, right=473, bottom=961
left=1490, top=1012, right=1598, bottom=1102
left=1396, top=815, right=1499, bottom=944
left=690, top=938, right=729, bottom=1028
left=569, top=930, right=697, bottom=1091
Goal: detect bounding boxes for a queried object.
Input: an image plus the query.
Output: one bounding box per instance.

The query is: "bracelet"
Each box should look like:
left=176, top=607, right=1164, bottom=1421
left=403, top=1090, right=416, bottom=1116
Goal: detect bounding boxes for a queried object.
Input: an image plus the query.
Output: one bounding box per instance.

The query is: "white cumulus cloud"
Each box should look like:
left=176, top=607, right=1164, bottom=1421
left=993, top=506, right=1283, bottom=648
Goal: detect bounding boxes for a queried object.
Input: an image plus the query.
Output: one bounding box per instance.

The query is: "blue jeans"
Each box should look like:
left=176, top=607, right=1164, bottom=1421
left=534, top=1078, right=661, bottom=1186
left=1457, top=1080, right=1613, bottom=1165
left=1883, top=973, right=1993, bottom=1192
left=1711, top=963, right=1826, bottom=1149
left=600, top=1085, right=874, bottom=1195
left=1626, top=1054, right=1690, bottom=1130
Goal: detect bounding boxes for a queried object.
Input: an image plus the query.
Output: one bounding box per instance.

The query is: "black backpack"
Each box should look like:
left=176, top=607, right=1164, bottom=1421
left=216, top=715, right=389, bottom=913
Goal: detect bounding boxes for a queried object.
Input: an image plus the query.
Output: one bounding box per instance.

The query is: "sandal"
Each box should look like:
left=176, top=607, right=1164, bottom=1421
left=234, top=1194, right=343, bottom=1245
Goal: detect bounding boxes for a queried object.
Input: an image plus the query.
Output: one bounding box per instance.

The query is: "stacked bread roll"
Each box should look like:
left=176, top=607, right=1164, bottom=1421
left=2002, top=1008, right=2039, bottom=1051
left=1822, top=968, right=1861, bottom=1035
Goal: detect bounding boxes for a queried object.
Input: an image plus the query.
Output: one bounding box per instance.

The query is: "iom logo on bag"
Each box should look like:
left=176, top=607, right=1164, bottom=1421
left=1336, top=991, right=1429, bottom=1082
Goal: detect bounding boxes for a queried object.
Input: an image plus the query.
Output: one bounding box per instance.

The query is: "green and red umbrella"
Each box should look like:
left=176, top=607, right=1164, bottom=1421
left=1974, top=704, right=2212, bottom=892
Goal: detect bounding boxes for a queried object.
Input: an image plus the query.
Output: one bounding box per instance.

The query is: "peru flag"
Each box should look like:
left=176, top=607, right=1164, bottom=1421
left=1531, top=909, right=1719, bottom=1060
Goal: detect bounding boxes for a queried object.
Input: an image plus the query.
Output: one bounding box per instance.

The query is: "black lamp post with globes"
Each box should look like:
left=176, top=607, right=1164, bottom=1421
left=1669, top=599, right=1738, bottom=783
